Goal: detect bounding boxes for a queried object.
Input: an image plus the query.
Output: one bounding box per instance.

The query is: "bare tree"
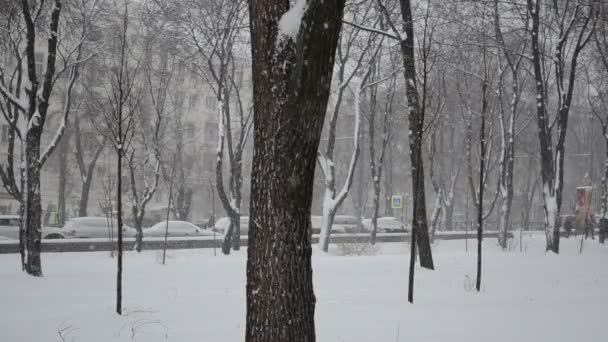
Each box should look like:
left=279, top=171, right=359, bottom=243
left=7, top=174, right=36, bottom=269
left=246, top=0, right=346, bottom=339
left=88, top=1, right=142, bottom=315
left=125, top=11, right=173, bottom=252
left=317, top=4, right=381, bottom=252
left=367, top=48, right=399, bottom=244
left=493, top=0, right=529, bottom=250
left=375, top=0, right=435, bottom=273
left=127, top=100, right=163, bottom=252
left=0, top=0, right=100, bottom=275
left=526, top=0, right=597, bottom=253
left=73, top=103, right=106, bottom=217
left=158, top=0, right=251, bottom=254
left=589, top=5, right=608, bottom=242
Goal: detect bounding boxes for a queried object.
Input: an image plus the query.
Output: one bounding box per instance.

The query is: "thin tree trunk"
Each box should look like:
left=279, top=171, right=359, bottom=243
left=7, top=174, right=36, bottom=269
left=132, top=208, right=143, bottom=253
left=476, top=83, right=486, bottom=292
left=116, top=146, right=123, bottom=315
left=57, top=131, right=69, bottom=226
left=399, top=0, right=434, bottom=269
left=370, top=180, right=381, bottom=244
left=444, top=202, right=454, bottom=231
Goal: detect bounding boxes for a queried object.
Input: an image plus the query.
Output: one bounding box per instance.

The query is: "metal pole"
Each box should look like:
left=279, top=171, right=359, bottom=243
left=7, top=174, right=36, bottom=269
left=162, top=167, right=175, bottom=265
left=211, top=180, right=216, bottom=257
left=465, top=185, right=469, bottom=252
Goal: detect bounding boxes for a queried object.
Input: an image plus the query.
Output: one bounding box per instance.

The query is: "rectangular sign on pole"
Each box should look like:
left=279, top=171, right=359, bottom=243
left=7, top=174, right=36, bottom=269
left=391, top=195, right=403, bottom=209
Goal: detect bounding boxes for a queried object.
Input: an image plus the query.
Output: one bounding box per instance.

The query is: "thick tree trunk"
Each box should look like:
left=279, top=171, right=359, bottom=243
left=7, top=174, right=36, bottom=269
left=498, top=187, right=513, bottom=249
left=221, top=213, right=240, bottom=255
left=79, top=176, right=93, bottom=217
left=245, top=1, right=345, bottom=340
left=527, top=0, right=559, bottom=253
left=24, top=131, right=43, bottom=276
left=132, top=208, right=143, bottom=253
left=175, top=186, right=192, bottom=220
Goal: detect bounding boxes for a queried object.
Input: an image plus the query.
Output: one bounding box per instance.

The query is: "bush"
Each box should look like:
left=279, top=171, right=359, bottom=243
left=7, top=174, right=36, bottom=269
left=335, top=242, right=379, bottom=256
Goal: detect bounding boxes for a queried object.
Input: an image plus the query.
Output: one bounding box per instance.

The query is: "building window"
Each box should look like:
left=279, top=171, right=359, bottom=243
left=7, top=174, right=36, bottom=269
left=205, top=96, right=216, bottom=110
left=1, top=124, right=9, bottom=143
left=204, top=121, right=217, bottom=143
left=186, top=122, right=196, bottom=138
left=189, top=94, right=199, bottom=109
left=175, top=91, right=186, bottom=107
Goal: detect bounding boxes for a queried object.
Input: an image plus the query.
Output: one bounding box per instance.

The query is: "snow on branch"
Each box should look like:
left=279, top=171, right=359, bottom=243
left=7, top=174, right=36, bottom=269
left=342, top=20, right=401, bottom=41
left=0, top=82, right=27, bottom=112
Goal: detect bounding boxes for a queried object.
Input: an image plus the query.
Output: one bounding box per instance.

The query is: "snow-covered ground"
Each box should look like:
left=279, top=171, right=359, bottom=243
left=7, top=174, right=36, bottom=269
left=1, top=234, right=606, bottom=342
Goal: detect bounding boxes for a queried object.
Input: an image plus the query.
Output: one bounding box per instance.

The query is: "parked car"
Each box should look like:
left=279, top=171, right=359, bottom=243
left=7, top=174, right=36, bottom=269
left=60, top=217, right=137, bottom=239
left=311, top=215, right=347, bottom=235
left=333, top=215, right=359, bottom=233
left=362, top=217, right=408, bottom=233
left=0, top=215, right=22, bottom=240
left=215, top=216, right=250, bottom=236
left=0, top=215, right=66, bottom=239
left=144, top=221, right=214, bottom=237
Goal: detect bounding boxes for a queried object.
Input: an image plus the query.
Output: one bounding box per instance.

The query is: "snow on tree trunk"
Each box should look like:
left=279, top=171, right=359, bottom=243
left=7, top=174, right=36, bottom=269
left=370, top=178, right=382, bottom=244
left=429, top=189, right=442, bottom=243
left=318, top=203, right=337, bottom=252
left=24, top=130, right=43, bottom=276
left=245, top=0, right=345, bottom=340
left=317, top=77, right=363, bottom=252
left=133, top=213, right=144, bottom=253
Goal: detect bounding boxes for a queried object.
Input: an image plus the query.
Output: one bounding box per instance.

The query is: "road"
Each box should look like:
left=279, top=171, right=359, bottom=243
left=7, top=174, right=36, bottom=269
left=0, top=231, right=510, bottom=254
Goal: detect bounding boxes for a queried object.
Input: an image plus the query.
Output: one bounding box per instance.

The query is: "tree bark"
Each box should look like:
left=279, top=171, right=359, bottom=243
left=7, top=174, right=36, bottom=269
left=79, top=176, right=93, bottom=217
left=398, top=0, right=434, bottom=269
left=245, top=1, right=345, bottom=340
left=57, top=130, right=70, bottom=226
left=116, top=147, right=123, bottom=315
left=24, top=131, right=43, bottom=276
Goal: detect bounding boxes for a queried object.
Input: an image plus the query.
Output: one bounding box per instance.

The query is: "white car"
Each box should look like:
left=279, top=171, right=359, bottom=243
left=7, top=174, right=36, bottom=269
left=143, top=221, right=214, bottom=237
left=362, top=216, right=408, bottom=233
left=214, top=216, right=249, bottom=235
left=61, top=217, right=137, bottom=239
left=0, top=215, right=22, bottom=240
left=0, top=215, right=66, bottom=239
left=311, top=215, right=347, bottom=234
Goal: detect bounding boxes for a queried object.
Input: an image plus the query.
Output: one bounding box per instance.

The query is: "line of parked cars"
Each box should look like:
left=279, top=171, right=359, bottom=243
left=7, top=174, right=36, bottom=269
left=0, top=214, right=407, bottom=241
left=212, top=215, right=408, bottom=236
left=0, top=215, right=217, bottom=240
